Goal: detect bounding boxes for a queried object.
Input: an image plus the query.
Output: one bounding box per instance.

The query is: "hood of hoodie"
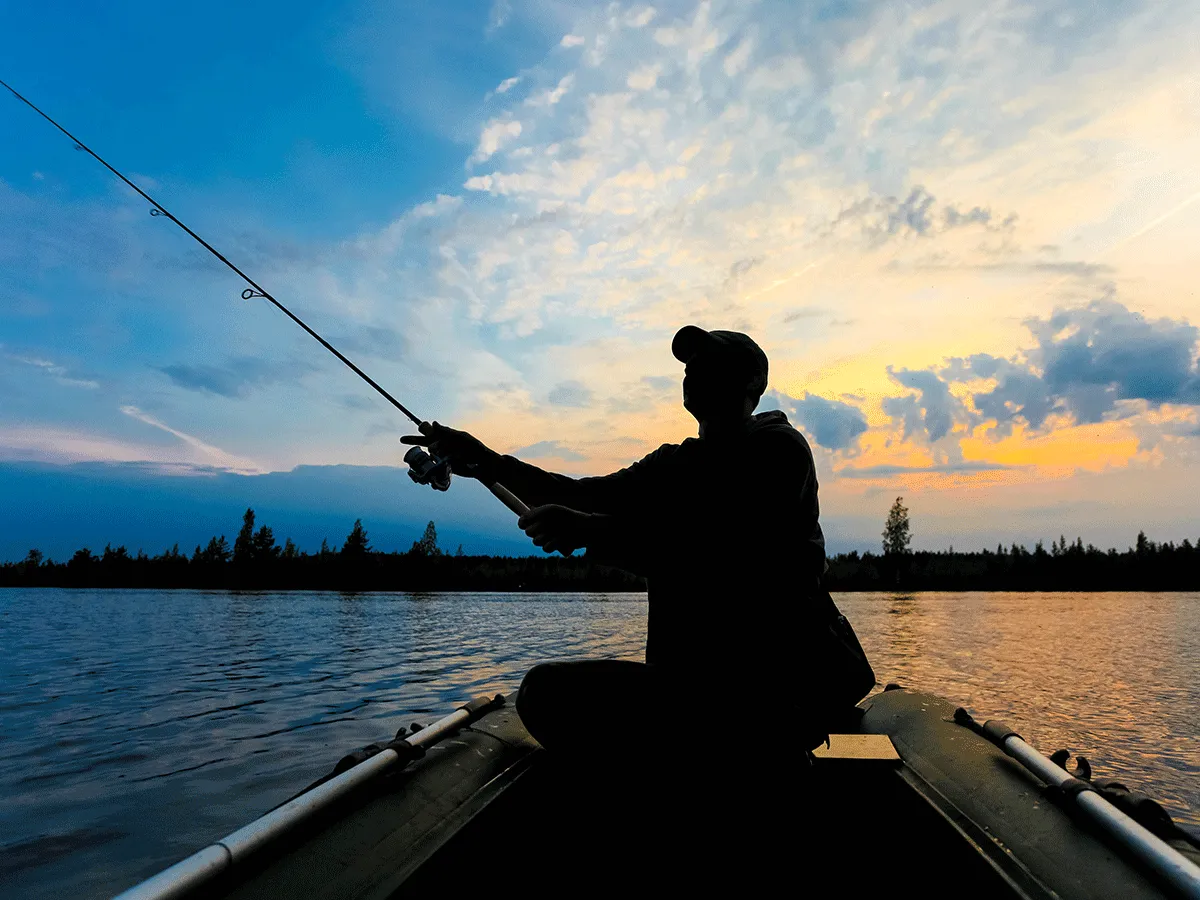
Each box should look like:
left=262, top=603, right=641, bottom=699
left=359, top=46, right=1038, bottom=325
left=748, top=409, right=792, bottom=433
left=680, top=408, right=803, bottom=449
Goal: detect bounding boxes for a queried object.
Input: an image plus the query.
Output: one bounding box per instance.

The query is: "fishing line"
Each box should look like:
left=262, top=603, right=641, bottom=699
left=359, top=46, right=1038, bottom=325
left=0, top=78, right=423, bottom=427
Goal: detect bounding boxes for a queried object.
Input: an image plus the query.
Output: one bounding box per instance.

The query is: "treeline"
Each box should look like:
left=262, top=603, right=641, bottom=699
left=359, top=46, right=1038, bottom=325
left=0, top=510, right=645, bottom=592
left=2, top=511, right=1197, bottom=591
left=826, top=533, right=1200, bottom=591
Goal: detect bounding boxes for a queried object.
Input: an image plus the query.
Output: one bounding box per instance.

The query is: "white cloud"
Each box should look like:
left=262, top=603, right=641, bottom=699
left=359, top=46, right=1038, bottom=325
left=626, top=7, right=657, bottom=28
left=495, top=76, right=521, bottom=94
left=526, top=74, right=575, bottom=107
left=487, top=0, right=512, bottom=34
left=626, top=64, right=662, bottom=91
left=560, top=34, right=585, bottom=47
left=722, top=36, right=752, bottom=76
left=471, top=118, right=523, bottom=163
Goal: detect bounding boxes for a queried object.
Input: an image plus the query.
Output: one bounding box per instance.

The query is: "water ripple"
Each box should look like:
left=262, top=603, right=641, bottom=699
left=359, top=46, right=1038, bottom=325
left=0, top=588, right=1195, bottom=899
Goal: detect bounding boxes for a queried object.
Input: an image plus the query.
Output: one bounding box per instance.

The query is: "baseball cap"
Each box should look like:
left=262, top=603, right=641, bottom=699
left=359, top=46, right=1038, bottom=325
left=671, top=325, right=769, bottom=393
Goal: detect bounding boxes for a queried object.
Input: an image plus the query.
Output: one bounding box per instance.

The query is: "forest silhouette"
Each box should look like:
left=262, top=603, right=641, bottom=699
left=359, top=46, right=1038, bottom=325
left=2, top=506, right=1198, bottom=591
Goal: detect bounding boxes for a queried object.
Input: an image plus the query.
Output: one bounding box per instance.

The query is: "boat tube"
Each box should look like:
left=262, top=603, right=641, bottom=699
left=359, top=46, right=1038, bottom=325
left=112, top=687, right=1199, bottom=900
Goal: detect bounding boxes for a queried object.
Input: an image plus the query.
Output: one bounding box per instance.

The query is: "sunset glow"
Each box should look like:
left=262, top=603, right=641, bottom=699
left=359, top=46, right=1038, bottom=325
left=2, top=0, right=1198, bottom=556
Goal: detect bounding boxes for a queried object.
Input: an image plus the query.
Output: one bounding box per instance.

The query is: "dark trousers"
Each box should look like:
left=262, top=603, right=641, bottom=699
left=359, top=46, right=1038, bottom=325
left=516, top=659, right=670, bottom=755
left=514, top=659, right=819, bottom=885
left=517, top=658, right=836, bottom=756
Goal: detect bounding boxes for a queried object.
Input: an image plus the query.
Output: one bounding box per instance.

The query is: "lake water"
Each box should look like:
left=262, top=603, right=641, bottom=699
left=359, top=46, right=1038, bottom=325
left=1, top=589, right=1197, bottom=898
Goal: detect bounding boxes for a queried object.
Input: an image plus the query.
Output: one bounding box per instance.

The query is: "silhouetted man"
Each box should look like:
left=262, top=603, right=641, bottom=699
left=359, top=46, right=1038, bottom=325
left=402, top=326, right=872, bottom=756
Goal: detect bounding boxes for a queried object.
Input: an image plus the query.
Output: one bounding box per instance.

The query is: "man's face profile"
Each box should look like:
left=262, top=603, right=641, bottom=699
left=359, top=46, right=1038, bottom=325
left=682, top=350, right=748, bottom=419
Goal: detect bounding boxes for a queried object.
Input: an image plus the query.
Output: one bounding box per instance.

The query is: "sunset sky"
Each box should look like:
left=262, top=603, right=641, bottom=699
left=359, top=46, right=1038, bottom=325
left=2, top=0, right=1199, bottom=558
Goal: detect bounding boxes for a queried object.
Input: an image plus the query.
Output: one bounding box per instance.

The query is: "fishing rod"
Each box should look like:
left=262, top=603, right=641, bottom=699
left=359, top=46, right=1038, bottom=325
left=1, top=78, right=530, bottom=516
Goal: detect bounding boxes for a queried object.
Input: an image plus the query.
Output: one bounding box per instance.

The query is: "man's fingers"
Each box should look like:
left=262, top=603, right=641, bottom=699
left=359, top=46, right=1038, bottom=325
left=400, top=435, right=432, bottom=446
left=522, top=518, right=557, bottom=540
left=518, top=508, right=550, bottom=529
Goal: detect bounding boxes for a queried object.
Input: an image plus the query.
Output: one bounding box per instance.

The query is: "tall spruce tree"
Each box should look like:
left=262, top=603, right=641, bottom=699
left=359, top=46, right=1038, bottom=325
left=234, top=508, right=256, bottom=564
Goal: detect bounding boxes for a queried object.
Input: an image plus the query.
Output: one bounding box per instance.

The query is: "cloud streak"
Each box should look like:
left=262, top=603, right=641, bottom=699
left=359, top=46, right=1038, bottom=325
left=119, top=406, right=264, bottom=473
left=7, top=352, right=99, bottom=390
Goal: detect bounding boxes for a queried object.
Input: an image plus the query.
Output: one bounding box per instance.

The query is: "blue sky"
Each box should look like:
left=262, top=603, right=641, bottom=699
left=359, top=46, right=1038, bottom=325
left=2, top=0, right=1199, bottom=560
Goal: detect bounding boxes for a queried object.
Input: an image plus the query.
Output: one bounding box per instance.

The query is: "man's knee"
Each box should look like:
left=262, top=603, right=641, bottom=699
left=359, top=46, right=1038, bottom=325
left=515, top=662, right=563, bottom=735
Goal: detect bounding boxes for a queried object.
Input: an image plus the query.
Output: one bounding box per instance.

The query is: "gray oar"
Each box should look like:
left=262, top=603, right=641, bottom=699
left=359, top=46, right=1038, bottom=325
left=955, top=708, right=1200, bottom=899
left=112, top=695, right=506, bottom=900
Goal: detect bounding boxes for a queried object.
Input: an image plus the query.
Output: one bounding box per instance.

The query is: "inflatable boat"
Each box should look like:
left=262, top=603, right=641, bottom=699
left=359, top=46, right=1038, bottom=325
left=113, top=686, right=1200, bottom=900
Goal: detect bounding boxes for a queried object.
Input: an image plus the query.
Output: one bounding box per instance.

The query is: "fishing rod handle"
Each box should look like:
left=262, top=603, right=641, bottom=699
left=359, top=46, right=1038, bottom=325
left=489, top=482, right=530, bottom=518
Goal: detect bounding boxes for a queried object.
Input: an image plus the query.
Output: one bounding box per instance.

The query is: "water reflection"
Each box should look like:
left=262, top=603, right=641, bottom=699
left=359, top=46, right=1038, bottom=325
left=838, top=591, right=1199, bottom=830
left=0, top=589, right=1195, bottom=900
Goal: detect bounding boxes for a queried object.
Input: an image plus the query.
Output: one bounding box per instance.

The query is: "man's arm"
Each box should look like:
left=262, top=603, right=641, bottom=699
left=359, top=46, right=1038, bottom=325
left=401, top=422, right=670, bottom=560
left=401, top=421, right=662, bottom=511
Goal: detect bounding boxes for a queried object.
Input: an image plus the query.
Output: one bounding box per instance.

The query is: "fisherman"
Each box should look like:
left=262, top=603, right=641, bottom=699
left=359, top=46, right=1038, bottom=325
left=402, top=326, right=873, bottom=758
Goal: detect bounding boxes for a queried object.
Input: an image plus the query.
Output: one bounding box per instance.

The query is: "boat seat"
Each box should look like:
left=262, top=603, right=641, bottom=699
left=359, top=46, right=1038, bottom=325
left=811, top=733, right=901, bottom=762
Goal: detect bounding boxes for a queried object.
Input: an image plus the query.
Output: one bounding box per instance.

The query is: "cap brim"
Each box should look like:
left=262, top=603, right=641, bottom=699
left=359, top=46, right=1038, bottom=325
left=671, top=325, right=715, bottom=363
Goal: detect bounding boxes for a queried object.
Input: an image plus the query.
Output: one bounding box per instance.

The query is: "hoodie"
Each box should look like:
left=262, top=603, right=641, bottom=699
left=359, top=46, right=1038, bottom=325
left=483, top=410, right=827, bottom=674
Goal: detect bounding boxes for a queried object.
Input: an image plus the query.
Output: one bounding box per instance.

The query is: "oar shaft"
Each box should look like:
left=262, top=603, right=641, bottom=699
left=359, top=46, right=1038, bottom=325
left=956, top=707, right=1200, bottom=898
left=997, top=732, right=1200, bottom=899
left=112, top=696, right=504, bottom=900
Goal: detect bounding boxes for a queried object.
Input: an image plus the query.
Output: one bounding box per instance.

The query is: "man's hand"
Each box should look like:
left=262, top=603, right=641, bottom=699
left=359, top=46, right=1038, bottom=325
left=518, top=505, right=601, bottom=556
left=400, top=422, right=497, bottom=476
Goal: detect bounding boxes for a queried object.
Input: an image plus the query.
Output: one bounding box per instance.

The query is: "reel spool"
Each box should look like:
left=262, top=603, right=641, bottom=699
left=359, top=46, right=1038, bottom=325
left=404, top=447, right=452, bottom=492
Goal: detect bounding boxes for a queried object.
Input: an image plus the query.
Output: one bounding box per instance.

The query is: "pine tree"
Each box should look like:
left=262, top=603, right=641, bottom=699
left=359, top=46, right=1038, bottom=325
left=882, top=498, right=912, bottom=556
left=282, top=538, right=298, bottom=560
left=251, top=524, right=279, bottom=560
left=343, top=519, right=371, bottom=557
left=234, top=508, right=256, bottom=563
left=202, top=535, right=231, bottom=564
left=410, top=521, right=440, bottom=557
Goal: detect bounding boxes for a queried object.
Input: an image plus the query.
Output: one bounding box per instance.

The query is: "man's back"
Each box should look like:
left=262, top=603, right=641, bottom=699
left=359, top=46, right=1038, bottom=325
left=486, top=409, right=825, bottom=672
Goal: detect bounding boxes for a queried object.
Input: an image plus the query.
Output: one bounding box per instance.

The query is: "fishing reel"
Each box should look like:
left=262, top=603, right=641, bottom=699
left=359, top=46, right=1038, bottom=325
left=404, top=446, right=452, bottom=492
